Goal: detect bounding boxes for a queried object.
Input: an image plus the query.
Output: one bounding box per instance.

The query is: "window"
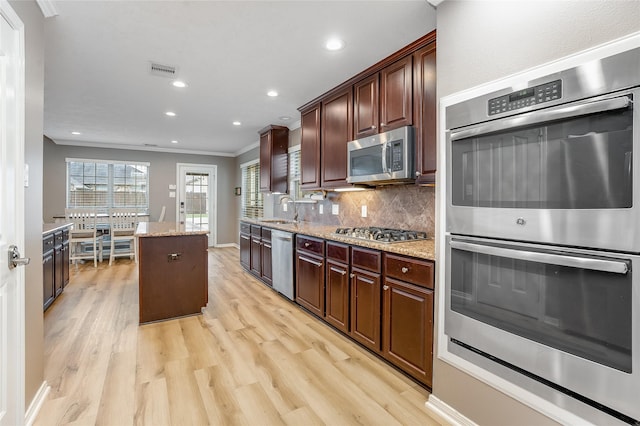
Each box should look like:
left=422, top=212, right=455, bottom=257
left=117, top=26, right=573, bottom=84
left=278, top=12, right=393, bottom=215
left=66, top=158, right=149, bottom=213
left=288, top=145, right=302, bottom=199
left=240, top=159, right=263, bottom=218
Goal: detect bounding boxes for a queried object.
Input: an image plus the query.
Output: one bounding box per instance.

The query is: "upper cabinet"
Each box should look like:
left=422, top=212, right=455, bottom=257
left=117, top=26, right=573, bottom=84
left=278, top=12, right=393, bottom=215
left=259, top=125, right=289, bottom=193
left=300, top=103, right=321, bottom=189
left=354, top=56, right=413, bottom=140
left=321, top=87, right=353, bottom=189
left=413, top=41, right=437, bottom=185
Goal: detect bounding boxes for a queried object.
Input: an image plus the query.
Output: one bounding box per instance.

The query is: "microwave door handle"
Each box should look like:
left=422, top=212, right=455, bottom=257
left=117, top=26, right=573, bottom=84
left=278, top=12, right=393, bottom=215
left=450, top=240, right=629, bottom=274
left=450, top=96, right=631, bottom=141
left=381, top=141, right=389, bottom=174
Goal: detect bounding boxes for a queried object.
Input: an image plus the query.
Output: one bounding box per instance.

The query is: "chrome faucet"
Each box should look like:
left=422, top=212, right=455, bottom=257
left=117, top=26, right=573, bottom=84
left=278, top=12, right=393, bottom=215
left=279, top=195, right=298, bottom=222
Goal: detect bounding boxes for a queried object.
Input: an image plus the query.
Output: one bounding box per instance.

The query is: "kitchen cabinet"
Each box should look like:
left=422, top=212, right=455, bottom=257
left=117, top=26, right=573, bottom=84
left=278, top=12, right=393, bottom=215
left=300, top=103, right=321, bottom=189
left=250, top=225, right=262, bottom=276
left=239, top=222, right=251, bottom=270
left=295, top=235, right=325, bottom=317
left=321, top=87, right=353, bottom=188
left=382, top=253, right=434, bottom=387
left=261, top=227, right=273, bottom=286
left=43, top=234, right=55, bottom=310
left=354, top=56, right=413, bottom=140
left=259, top=125, right=289, bottom=194
left=413, top=41, right=437, bottom=185
left=350, top=247, right=382, bottom=353
left=43, top=226, right=71, bottom=311
left=325, top=242, right=350, bottom=333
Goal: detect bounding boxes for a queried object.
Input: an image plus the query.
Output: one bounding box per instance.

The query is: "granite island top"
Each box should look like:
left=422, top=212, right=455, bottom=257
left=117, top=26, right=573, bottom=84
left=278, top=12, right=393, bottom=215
left=136, top=222, right=210, bottom=238
left=43, top=222, right=72, bottom=235
left=241, top=218, right=435, bottom=261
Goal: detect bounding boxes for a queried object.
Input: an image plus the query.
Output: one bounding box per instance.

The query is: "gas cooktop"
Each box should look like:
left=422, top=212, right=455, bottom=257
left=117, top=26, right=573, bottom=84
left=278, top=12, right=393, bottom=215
left=334, top=227, right=428, bottom=243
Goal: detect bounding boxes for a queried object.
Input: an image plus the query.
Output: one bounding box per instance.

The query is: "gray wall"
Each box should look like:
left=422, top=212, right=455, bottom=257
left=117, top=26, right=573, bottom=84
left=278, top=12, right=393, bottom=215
left=434, top=1, right=640, bottom=424
left=43, top=139, right=238, bottom=245
left=9, top=0, right=45, bottom=408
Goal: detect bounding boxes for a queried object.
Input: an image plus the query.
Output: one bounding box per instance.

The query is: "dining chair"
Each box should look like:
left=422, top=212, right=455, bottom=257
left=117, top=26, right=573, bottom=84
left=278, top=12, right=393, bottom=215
left=108, top=208, right=139, bottom=265
left=65, top=208, right=103, bottom=269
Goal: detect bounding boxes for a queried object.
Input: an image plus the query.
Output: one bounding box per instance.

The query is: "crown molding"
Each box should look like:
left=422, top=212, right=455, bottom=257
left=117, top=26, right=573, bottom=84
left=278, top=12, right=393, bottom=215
left=234, top=140, right=260, bottom=156
left=36, top=0, right=58, bottom=17
left=53, top=139, right=236, bottom=157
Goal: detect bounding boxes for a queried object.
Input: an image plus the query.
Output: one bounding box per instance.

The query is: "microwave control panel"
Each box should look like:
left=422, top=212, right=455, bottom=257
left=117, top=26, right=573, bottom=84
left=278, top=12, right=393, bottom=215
left=488, top=79, right=562, bottom=116
left=390, top=141, right=403, bottom=171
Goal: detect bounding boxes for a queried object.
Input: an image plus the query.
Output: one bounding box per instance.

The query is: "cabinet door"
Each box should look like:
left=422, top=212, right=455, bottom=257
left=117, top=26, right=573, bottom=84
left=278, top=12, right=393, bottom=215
left=250, top=235, right=262, bottom=276
left=325, top=259, right=350, bottom=333
left=261, top=239, right=272, bottom=286
left=380, top=56, right=413, bottom=132
left=300, top=104, right=321, bottom=189
left=321, top=87, right=353, bottom=188
left=54, top=245, right=63, bottom=297
left=413, top=42, right=437, bottom=184
left=62, top=242, right=70, bottom=288
left=383, top=277, right=434, bottom=387
left=259, top=131, right=272, bottom=192
left=353, top=74, right=379, bottom=139
left=240, top=233, right=251, bottom=270
left=295, top=252, right=324, bottom=317
left=350, top=267, right=381, bottom=352
left=43, top=252, right=55, bottom=310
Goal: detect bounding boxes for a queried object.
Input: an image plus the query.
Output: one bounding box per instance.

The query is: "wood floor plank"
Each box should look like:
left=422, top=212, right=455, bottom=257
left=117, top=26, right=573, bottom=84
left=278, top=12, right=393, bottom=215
left=95, top=351, right=136, bottom=426
left=194, top=365, right=249, bottom=425
left=163, top=358, right=209, bottom=426
left=134, top=379, right=171, bottom=426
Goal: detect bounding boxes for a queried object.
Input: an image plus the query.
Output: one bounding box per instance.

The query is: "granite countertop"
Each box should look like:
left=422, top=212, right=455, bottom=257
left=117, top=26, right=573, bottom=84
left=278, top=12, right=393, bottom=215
left=241, top=218, right=435, bottom=261
left=43, top=222, right=73, bottom=235
left=135, top=222, right=210, bottom=238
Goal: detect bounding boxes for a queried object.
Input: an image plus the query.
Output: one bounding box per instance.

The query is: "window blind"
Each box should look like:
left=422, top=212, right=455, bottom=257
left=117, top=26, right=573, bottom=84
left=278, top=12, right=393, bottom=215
left=241, top=160, right=263, bottom=218
left=288, top=146, right=302, bottom=199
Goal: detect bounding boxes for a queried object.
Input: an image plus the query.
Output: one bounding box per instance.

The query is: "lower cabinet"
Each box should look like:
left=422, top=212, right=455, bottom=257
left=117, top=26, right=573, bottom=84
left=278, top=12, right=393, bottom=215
left=240, top=222, right=273, bottom=286
left=43, top=227, right=71, bottom=311
left=325, top=242, right=350, bottom=333
left=261, top=228, right=272, bottom=286
left=295, top=235, right=324, bottom=317
left=43, top=248, right=55, bottom=310
left=350, top=247, right=382, bottom=353
left=250, top=225, right=262, bottom=276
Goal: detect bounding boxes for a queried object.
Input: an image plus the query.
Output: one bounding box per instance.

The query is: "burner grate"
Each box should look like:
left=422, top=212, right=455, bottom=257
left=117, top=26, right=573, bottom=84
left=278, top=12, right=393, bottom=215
left=335, top=227, right=428, bottom=243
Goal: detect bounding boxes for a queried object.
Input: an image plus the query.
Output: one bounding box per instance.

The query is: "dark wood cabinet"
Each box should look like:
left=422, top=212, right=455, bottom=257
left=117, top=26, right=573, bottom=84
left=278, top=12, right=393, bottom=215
left=43, top=239, right=55, bottom=310
left=382, top=253, right=434, bottom=387
left=261, top=228, right=272, bottom=286
left=353, top=74, right=379, bottom=139
left=321, top=87, right=353, bottom=188
left=380, top=55, right=413, bottom=132
left=62, top=236, right=70, bottom=288
left=259, top=125, right=289, bottom=193
left=239, top=222, right=251, bottom=270
left=43, top=226, right=71, bottom=311
left=300, top=103, right=321, bottom=189
left=325, top=242, right=350, bottom=333
left=350, top=247, right=382, bottom=353
left=413, top=41, right=437, bottom=185
left=240, top=222, right=274, bottom=287
left=250, top=225, right=262, bottom=276
left=295, top=235, right=325, bottom=317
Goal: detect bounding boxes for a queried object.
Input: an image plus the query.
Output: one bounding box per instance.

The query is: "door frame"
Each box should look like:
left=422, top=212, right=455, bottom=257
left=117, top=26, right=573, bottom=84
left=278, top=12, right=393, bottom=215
left=176, top=163, right=217, bottom=247
left=0, top=1, right=26, bottom=424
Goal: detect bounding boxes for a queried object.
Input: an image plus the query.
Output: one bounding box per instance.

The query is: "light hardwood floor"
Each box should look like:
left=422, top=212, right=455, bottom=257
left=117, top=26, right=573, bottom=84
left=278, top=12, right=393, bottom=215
left=35, top=247, right=441, bottom=426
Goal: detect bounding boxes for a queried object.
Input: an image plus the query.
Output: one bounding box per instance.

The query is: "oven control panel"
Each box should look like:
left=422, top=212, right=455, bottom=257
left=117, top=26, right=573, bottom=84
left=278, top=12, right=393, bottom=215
left=488, top=79, right=562, bottom=116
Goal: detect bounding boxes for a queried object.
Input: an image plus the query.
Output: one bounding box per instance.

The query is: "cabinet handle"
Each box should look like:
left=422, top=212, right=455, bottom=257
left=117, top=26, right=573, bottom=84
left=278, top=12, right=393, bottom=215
left=401, top=267, right=409, bottom=273
left=415, top=171, right=421, bottom=177
left=350, top=273, right=355, bottom=278
left=383, top=285, right=390, bottom=291
left=299, top=255, right=322, bottom=267
left=370, top=125, right=376, bottom=130
left=380, top=122, right=386, bottom=127
left=263, top=243, right=271, bottom=249
left=330, top=266, right=347, bottom=276
left=304, top=242, right=310, bottom=247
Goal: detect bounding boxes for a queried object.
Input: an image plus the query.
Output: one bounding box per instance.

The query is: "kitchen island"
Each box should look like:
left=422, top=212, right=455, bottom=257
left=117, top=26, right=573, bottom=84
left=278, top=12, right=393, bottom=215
left=135, top=222, right=209, bottom=323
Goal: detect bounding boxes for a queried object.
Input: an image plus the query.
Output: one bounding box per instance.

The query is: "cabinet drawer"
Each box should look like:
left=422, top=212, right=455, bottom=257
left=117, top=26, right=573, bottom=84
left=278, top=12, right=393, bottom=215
left=43, top=234, right=54, bottom=253
left=251, top=225, right=262, bottom=236
left=296, top=235, right=324, bottom=255
left=240, top=222, right=251, bottom=234
left=62, top=229, right=69, bottom=242
left=54, top=231, right=64, bottom=246
left=352, top=247, right=381, bottom=272
left=384, top=254, right=434, bottom=289
left=261, top=227, right=272, bottom=241
left=326, top=241, right=349, bottom=263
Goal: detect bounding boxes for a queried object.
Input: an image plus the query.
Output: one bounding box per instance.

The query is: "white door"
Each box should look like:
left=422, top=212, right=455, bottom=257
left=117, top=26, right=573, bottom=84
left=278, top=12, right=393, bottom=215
left=0, top=2, right=26, bottom=425
left=176, top=164, right=216, bottom=246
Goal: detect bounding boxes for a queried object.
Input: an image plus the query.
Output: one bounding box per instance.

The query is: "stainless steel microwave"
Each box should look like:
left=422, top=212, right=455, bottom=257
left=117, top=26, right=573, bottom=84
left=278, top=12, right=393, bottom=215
left=347, top=126, right=415, bottom=185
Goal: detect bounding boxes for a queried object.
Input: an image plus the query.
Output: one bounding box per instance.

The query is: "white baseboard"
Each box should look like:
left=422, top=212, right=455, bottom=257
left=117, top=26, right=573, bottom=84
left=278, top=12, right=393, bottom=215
left=25, top=381, right=49, bottom=426
left=425, top=394, right=478, bottom=426
left=215, top=243, right=239, bottom=249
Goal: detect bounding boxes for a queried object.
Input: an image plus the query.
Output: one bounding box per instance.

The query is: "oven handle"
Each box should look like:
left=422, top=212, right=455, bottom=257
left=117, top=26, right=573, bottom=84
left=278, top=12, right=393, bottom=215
left=450, top=240, right=629, bottom=274
left=450, top=96, right=631, bottom=141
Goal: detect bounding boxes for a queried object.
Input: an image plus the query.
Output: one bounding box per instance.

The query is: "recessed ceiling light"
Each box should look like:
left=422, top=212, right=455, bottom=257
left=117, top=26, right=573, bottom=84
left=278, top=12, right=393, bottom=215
left=232, top=121, right=242, bottom=126
left=326, top=38, right=345, bottom=51
left=71, top=131, right=81, bottom=135
left=267, top=90, right=278, bottom=97
left=171, top=140, right=178, bottom=144
left=165, top=111, right=176, bottom=117
left=279, top=116, right=291, bottom=121
left=172, top=80, right=187, bottom=88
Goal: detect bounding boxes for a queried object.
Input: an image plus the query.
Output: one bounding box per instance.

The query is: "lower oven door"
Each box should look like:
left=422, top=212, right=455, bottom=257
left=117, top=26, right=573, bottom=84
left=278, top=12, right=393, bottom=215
left=445, top=235, right=639, bottom=420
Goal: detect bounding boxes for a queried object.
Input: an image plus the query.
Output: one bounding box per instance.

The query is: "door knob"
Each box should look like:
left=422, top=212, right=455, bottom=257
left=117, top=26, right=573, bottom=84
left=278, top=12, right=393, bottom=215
left=8, top=245, right=30, bottom=270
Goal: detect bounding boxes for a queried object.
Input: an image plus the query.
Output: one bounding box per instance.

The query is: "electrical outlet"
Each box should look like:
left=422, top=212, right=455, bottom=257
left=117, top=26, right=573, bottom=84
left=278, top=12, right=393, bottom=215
left=282, top=203, right=288, bottom=212
left=361, top=205, right=367, bottom=218
left=319, top=204, right=324, bottom=214
left=332, top=203, right=339, bottom=215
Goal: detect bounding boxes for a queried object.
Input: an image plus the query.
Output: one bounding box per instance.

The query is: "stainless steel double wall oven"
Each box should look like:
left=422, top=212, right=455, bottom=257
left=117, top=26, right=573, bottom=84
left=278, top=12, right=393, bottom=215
left=445, top=47, right=640, bottom=422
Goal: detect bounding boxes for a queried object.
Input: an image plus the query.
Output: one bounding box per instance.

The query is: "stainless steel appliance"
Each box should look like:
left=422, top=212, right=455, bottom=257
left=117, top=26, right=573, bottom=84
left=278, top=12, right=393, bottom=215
left=335, top=226, right=427, bottom=243
left=444, top=47, right=640, bottom=423
left=347, top=126, right=415, bottom=185
left=272, top=230, right=294, bottom=300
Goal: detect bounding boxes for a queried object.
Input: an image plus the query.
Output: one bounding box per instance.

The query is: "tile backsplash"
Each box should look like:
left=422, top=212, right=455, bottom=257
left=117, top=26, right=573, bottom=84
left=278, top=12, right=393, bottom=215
left=276, top=185, right=435, bottom=236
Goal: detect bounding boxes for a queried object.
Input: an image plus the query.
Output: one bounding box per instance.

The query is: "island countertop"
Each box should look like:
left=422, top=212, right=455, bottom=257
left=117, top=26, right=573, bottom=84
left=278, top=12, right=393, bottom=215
left=43, top=222, right=72, bottom=235
left=135, top=222, right=209, bottom=238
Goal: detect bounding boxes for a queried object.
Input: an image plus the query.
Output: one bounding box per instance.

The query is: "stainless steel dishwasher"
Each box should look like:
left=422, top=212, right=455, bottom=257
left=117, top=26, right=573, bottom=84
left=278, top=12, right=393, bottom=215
left=271, top=230, right=295, bottom=300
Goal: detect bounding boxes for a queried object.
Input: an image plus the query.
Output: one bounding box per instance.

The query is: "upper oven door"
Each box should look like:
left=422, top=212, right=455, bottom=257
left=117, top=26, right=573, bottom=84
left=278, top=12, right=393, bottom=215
left=447, top=89, right=639, bottom=252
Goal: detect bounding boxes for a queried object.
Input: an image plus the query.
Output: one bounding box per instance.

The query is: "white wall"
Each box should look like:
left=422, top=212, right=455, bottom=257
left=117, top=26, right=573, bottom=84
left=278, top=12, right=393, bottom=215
left=434, top=1, right=640, bottom=424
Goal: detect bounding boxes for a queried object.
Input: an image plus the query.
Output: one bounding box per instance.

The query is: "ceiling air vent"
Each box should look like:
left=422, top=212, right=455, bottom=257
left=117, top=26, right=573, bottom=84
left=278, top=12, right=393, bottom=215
left=144, top=143, right=158, bottom=147
left=149, top=62, right=177, bottom=78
